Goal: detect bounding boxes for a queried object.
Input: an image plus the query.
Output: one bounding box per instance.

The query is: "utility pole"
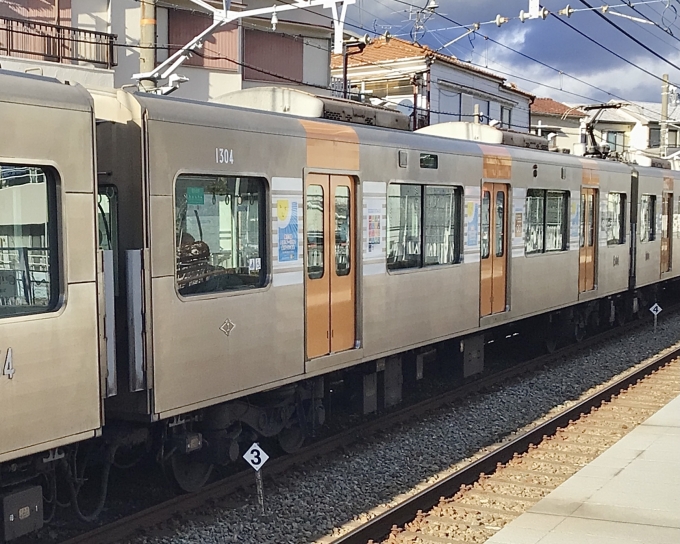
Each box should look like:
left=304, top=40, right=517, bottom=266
left=661, top=73, right=669, bottom=158
left=139, top=0, right=157, bottom=91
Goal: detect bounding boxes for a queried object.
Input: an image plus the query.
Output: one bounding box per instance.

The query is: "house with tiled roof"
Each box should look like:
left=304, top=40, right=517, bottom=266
left=330, top=36, right=533, bottom=131
left=530, top=98, right=587, bottom=153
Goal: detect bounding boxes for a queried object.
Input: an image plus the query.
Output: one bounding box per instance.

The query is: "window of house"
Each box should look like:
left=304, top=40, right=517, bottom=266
left=244, top=28, right=303, bottom=82
left=175, top=175, right=266, bottom=295
left=501, top=106, right=512, bottom=129
left=525, top=189, right=569, bottom=254
left=649, top=128, right=661, bottom=148
left=606, top=192, right=626, bottom=245
left=0, top=165, right=59, bottom=318
left=168, top=9, right=238, bottom=70
left=669, top=130, right=678, bottom=148
left=640, top=194, right=657, bottom=242
left=387, top=184, right=462, bottom=270
left=605, top=131, right=625, bottom=153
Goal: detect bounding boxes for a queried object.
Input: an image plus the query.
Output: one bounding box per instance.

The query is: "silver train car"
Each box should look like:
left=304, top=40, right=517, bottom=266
left=1, top=70, right=679, bottom=539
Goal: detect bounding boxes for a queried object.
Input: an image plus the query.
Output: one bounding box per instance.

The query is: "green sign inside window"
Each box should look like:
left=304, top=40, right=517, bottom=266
left=186, top=186, right=204, bottom=205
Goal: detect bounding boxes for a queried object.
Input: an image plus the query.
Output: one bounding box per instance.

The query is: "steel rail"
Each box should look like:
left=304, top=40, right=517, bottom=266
left=331, top=346, right=680, bottom=544
left=61, top=311, right=674, bottom=544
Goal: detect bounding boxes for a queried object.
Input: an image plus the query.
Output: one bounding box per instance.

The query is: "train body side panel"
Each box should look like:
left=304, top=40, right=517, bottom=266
left=0, top=79, right=101, bottom=463
left=146, top=118, right=307, bottom=415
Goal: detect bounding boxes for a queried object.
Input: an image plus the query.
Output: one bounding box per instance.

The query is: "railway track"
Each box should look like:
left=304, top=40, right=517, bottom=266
left=329, top=345, right=680, bottom=544
left=60, top=313, right=677, bottom=544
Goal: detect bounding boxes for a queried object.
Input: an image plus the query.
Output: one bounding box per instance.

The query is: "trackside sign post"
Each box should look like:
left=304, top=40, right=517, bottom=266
left=243, top=442, right=269, bottom=515
left=650, top=303, right=662, bottom=335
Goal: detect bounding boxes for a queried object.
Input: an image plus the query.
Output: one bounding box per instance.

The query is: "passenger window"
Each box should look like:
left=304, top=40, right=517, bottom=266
left=307, top=185, right=325, bottom=280
left=495, top=191, right=505, bottom=257
left=335, top=186, right=351, bottom=276
left=640, top=194, right=656, bottom=243
left=481, top=191, right=491, bottom=259
left=606, top=192, right=626, bottom=245
left=0, top=165, right=59, bottom=318
left=424, top=186, right=462, bottom=265
left=525, top=189, right=569, bottom=254
left=175, top=175, right=266, bottom=295
left=387, top=184, right=422, bottom=270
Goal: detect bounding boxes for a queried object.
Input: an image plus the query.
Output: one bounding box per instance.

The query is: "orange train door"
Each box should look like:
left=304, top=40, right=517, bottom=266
left=578, top=187, right=598, bottom=292
left=661, top=192, right=673, bottom=273
left=305, top=174, right=356, bottom=359
left=480, top=183, right=508, bottom=317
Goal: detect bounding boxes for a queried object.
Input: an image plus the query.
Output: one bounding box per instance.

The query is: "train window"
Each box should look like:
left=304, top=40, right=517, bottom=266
left=175, top=174, right=266, bottom=296
left=387, top=184, right=422, bottom=270
left=420, top=154, right=438, bottom=169
left=0, top=165, right=59, bottom=318
left=525, top=189, right=569, bottom=254
left=424, top=186, right=462, bottom=266
left=640, top=194, right=656, bottom=243
left=335, top=186, right=351, bottom=276
left=495, top=191, right=505, bottom=257
left=606, top=192, right=626, bottom=245
left=307, top=185, right=325, bottom=280
left=481, top=191, right=491, bottom=259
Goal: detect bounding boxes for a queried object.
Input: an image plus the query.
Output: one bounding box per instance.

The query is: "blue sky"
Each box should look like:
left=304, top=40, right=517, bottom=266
left=340, top=0, right=680, bottom=105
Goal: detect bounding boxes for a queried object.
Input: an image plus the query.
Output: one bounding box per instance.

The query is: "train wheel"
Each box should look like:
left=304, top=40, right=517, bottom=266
left=278, top=425, right=305, bottom=454
left=169, top=453, right=213, bottom=493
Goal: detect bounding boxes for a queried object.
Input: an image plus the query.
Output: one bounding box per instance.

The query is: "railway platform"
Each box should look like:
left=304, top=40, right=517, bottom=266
left=486, top=392, right=680, bottom=544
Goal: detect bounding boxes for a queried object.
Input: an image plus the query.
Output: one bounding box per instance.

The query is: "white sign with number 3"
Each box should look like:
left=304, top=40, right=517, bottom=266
left=243, top=442, right=269, bottom=472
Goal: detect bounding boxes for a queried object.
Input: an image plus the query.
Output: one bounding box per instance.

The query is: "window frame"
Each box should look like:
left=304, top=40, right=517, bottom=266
left=173, top=172, right=269, bottom=299
left=524, top=188, right=570, bottom=255
left=640, top=194, right=657, bottom=243
left=387, top=182, right=463, bottom=272
left=0, top=163, right=61, bottom=320
left=606, top=192, right=627, bottom=246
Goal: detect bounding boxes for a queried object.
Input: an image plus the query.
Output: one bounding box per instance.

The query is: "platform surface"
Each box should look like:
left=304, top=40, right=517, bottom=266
left=486, top=393, right=680, bottom=544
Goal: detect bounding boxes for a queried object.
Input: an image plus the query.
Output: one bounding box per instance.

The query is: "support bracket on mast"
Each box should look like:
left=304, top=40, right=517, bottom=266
left=133, top=0, right=356, bottom=95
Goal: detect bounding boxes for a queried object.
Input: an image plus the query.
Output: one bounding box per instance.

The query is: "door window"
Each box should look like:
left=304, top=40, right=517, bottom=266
left=481, top=190, right=491, bottom=259
left=307, top=184, right=325, bottom=280
left=334, top=186, right=351, bottom=276
left=495, top=190, right=505, bottom=257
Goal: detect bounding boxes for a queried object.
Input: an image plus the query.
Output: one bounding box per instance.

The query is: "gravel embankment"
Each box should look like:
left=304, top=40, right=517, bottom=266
left=132, top=314, right=680, bottom=544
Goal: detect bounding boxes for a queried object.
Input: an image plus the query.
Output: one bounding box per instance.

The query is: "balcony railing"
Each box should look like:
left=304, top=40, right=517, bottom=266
left=0, top=15, right=117, bottom=69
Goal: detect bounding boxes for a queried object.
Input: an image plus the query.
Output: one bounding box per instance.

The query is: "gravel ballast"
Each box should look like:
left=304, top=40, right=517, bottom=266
left=132, top=314, right=680, bottom=544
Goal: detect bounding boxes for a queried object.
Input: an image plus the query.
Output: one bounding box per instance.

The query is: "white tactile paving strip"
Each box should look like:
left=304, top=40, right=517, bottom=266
left=485, top=394, right=680, bottom=544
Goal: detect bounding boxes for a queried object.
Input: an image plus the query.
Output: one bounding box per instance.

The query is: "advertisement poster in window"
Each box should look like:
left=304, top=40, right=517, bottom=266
left=466, top=201, right=479, bottom=247
left=366, top=200, right=382, bottom=254
left=277, top=199, right=298, bottom=262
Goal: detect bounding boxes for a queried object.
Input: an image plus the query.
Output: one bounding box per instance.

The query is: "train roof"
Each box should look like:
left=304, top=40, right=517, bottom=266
left=99, top=89, right=680, bottom=177
left=0, top=69, right=93, bottom=112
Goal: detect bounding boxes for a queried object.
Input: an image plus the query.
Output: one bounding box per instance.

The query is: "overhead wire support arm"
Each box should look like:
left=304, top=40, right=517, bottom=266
left=133, top=0, right=356, bottom=95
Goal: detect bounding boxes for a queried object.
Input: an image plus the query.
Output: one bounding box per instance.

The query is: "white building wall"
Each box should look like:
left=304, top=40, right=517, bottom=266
left=429, top=63, right=531, bottom=132
left=0, top=56, right=114, bottom=88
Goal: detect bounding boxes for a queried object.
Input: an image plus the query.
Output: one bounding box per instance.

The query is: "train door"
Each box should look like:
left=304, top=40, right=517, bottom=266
left=661, top=192, right=673, bottom=273
left=480, top=183, right=508, bottom=316
left=579, top=187, right=598, bottom=292
left=305, top=174, right=356, bottom=358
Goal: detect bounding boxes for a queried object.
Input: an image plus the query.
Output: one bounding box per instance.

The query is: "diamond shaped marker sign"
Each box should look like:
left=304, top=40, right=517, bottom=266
left=243, top=442, right=269, bottom=472
left=650, top=303, right=662, bottom=316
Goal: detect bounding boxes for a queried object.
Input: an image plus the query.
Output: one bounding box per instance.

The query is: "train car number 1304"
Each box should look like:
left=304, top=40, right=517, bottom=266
left=216, top=148, right=234, bottom=165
